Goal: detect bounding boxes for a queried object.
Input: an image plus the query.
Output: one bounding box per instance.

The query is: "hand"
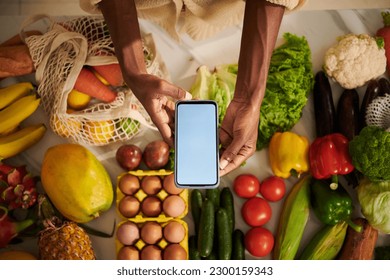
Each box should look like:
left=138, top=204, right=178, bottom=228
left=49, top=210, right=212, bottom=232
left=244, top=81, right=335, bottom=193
left=219, top=99, right=259, bottom=176
left=127, top=73, right=192, bottom=147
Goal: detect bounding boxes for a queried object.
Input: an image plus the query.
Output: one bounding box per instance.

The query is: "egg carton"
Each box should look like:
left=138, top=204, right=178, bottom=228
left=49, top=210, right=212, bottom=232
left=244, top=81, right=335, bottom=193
left=116, top=169, right=188, bottom=221
left=115, top=219, right=189, bottom=260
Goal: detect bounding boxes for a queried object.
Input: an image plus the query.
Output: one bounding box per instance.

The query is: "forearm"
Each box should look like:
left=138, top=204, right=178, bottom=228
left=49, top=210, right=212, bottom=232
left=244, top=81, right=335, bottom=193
left=235, top=0, right=285, bottom=106
left=99, top=0, right=147, bottom=85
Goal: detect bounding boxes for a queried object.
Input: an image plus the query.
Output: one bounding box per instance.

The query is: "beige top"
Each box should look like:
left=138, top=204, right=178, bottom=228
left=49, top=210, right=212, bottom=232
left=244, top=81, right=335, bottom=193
left=80, top=0, right=306, bottom=40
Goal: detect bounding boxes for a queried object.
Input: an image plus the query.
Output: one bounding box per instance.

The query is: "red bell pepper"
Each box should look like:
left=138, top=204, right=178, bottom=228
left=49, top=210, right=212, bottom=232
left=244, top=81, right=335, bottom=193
left=309, top=133, right=354, bottom=189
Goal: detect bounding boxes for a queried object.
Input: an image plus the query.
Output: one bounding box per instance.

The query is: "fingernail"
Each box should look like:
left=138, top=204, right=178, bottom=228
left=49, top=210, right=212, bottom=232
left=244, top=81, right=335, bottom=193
left=184, top=91, right=192, bottom=100
left=219, top=159, right=228, bottom=170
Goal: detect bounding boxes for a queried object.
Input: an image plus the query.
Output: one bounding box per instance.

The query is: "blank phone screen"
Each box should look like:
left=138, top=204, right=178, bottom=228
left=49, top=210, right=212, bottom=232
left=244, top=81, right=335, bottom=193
left=175, top=101, right=219, bottom=188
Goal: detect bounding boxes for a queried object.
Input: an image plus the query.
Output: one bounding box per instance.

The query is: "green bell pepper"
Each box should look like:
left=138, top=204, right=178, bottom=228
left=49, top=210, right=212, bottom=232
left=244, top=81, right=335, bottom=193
left=310, top=179, right=362, bottom=232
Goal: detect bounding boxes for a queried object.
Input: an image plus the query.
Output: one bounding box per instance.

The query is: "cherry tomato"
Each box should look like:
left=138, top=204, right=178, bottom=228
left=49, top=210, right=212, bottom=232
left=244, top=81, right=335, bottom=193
left=241, top=197, right=272, bottom=227
left=245, top=227, right=274, bottom=257
left=259, top=176, right=286, bottom=202
left=233, top=174, right=260, bottom=198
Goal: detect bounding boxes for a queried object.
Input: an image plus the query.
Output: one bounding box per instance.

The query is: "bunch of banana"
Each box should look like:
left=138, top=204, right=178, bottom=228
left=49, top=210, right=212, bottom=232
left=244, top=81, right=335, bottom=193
left=0, top=82, right=46, bottom=159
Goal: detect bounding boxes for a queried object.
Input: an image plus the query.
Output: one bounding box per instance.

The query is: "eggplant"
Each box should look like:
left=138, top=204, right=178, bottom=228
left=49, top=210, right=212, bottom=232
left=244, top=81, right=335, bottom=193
left=337, top=89, right=359, bottom=141
left=313, top=71, right=337, bottom=137
left=359, top=79, right=380, bottom=132
left=378, top=77, right=390, bottom=96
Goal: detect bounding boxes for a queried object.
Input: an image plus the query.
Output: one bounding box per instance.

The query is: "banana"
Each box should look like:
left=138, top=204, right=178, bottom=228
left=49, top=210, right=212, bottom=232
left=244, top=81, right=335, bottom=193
left=0, top=123, right=46, bottom=159
left=0, top=95, right=40, bottom=135
left=0, top=82, right=34, bottom=110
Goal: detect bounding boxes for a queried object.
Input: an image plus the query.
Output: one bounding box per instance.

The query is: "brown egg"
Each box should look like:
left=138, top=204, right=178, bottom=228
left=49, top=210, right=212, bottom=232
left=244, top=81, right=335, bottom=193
left=163, top=173, right=183, bottom=195
left=140, top=245, right=162, bottom=260
left=162, top=195, right=186, bottom=218
left=140, top=221, right=163, bottom=245
left=118, top=174, right=140, bottom=195
left=141, top=196, right=162, bottom=217
left=163, top=244, right=187, bottom=260
left=141, top=175, right=162, bottom=195
left=117, top=245, right=139, bottom=260
left=118, top=195, right=140, bottom=218
left=163, top=221, right=185, bottom=243
left=116, top=221, right=140, bottom=245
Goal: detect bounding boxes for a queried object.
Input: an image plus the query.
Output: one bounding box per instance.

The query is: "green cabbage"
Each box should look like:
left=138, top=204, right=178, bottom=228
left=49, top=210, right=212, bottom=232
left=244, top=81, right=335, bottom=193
left=357, top=178, right=390, bottom=233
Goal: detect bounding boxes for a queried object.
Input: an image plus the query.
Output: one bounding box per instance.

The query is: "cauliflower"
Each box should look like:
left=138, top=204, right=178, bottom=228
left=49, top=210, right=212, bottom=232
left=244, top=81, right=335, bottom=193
left=323, top=34, right=386, bottom=89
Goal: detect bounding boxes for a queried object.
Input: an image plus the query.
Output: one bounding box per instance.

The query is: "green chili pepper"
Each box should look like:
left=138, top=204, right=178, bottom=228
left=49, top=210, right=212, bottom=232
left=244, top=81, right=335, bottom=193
left=310, top=179, right=362, bottom=232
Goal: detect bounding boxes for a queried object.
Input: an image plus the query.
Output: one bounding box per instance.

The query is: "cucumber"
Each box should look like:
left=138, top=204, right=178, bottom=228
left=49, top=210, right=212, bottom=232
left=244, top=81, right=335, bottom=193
left=206, top=188, right=220, bottom=209
left=232, top=229, right=245, bottom=260
left=190, top=189, right=203, bottom=234
left=197, top=199, right=215, bottom=258
left=220, top=187, right=235, bottom=233
left=189, top=235, right=201, bottom=260
left=216, top=208, right=232, bottom=260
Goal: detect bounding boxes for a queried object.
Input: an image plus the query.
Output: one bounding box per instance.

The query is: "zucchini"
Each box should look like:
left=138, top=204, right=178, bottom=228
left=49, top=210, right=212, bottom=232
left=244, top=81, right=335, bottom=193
left=313, top=71, right=337, bottom=137
left=232, top=229, right=245, bottom=260
left=336, top=88, right=360, bottom=141
left=206, top=187, right=220, bottom=209
left=220, top=187, right=235, bottom=233
left=273, top=175, right=311, bottom=260
left=216, top=208, right=232, bottom=260
left=197, top=198, right=215, bottom=258
left=299, top=221, right=348, bottom=260
left=190, top=189, right=203, bottom=234
left=189, top=235, right=201, bottom=260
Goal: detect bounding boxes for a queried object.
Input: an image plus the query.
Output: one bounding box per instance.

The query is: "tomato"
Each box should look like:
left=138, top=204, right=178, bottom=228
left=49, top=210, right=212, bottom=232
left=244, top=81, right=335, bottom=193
left=233, top=174, right=260, bottom=198
left=241, top=197, right=272, bottom=227
left=245, top=227, right=274, bottom=257
left=259, top=176, right=286, bottom=202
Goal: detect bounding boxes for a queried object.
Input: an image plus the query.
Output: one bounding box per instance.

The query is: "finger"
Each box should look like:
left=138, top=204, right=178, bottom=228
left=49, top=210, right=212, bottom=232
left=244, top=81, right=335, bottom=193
left=219, top=126, right=233, bottom=150
left=157, top=122, right=174, bottom=148
left=161, top=82, right=192, bottom=100
left=219, top=153, right=247, bottom=176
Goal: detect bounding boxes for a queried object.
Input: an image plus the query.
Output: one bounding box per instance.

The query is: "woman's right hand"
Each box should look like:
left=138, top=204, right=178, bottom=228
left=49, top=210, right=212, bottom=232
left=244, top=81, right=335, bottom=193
left=127, top=73, right=192, bottom=147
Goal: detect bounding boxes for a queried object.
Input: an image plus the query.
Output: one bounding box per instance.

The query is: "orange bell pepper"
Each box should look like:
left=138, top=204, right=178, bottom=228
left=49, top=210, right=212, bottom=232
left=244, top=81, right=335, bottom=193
left=269, top=131, right=310, bottom=178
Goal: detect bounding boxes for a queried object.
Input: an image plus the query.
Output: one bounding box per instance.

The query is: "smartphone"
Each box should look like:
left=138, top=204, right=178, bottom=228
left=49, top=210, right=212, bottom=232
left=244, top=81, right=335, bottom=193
left=174, top=100, right=219, bottom=188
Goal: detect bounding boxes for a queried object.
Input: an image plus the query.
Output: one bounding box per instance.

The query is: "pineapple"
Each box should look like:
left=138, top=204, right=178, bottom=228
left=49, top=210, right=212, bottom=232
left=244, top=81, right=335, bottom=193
left=38, top=221, right=96, bottom=260
left=37, top=194, right=96, bottom=260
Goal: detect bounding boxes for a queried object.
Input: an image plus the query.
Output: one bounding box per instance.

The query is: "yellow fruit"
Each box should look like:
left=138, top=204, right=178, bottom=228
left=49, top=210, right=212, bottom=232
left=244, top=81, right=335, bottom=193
left=40, top=143, right=114, bottom=223
left=51, top=113, right=82, bottom=138
left=0, top=250, right=37, bottom=260
left=67, top=89, right=91, bottom=110
left=84, top=120, right=115, bottom=145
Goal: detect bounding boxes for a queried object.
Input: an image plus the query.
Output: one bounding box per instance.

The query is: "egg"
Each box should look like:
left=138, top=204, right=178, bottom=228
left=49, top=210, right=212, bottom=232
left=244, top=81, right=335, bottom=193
left=163, top=173, right=183, bottom=195
left=118, top=195, right=140, bottom=218
left=140, top=245, right=162, bottom=260
left=141, top=175, right=162, bottom=195
left=117, top=245, right=139, bottom=260
left=162, top=195, right=186, bottom=217
left=116, top=221, right=140, bottom=245
left=141, top=196, right=162, bottom=217
left=163, top=244, right=187, bottom=260
left=140, top=221, right=163, bottom=244
left=163, top=220, right=186, bottom=243
left=118, top=174, right=140, bottom=195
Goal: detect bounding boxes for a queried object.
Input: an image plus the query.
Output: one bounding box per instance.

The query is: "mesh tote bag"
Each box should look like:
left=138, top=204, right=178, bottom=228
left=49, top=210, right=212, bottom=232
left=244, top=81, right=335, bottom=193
left=22, top=15, right=167, bottom=146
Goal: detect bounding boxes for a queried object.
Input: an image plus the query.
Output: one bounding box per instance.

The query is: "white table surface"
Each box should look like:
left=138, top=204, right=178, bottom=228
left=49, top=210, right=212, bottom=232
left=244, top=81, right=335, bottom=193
left=0, top=5, right=389, bottom=260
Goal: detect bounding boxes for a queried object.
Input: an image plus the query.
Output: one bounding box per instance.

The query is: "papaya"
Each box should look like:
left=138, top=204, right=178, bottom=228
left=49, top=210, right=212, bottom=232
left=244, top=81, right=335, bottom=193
left=41, top=143, right=114, bottom=223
